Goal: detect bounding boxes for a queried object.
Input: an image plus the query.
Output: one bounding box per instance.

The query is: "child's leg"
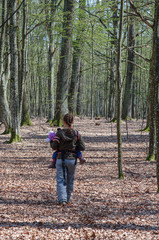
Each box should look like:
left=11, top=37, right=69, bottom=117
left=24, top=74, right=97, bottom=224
left=48, top=151, right=57, bottom=168
left=77, top=151, right=86, bottom=164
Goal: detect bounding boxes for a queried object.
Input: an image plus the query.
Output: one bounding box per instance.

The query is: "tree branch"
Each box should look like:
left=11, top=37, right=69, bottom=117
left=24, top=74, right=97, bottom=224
left=0, top=0, right=25, bottom=28
left=123, top=59, right=148, bottom=70
left=80, top=6, right=114, bottom=37
left=129, top=0, right=153, bottom=29
left=25, top=0, right=63, bottom=38
left=124, top=46, right=151, bottom=63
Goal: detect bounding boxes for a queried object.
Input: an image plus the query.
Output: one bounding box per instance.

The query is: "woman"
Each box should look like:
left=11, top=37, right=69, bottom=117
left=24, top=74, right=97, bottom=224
left=50, top=113, right=85, bottom=206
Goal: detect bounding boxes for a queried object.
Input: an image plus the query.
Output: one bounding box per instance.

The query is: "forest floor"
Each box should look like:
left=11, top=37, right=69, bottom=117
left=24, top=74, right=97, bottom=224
left=0, top=117, right=159, bottom=240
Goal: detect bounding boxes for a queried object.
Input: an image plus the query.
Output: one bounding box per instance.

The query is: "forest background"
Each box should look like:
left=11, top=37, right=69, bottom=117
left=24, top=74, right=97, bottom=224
left=1, top=1, right=159, bottom=189
left=0, top=0, right=159, bottom=238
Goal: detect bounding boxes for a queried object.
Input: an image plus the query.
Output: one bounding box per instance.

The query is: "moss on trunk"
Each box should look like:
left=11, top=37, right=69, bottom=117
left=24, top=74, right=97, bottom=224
left=51, top=118, right=63, bottom=127
left=118, top=173, right=124, bottom=179
left=21, top=112, right=32, bottom=126
left=146, top=154, right=155, bottom=161
left=8, top=130, right=22, bottom=143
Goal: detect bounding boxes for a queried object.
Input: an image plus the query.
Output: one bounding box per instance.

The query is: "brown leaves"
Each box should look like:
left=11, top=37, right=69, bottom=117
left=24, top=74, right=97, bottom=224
left=0, top=118, right=158, bottom=239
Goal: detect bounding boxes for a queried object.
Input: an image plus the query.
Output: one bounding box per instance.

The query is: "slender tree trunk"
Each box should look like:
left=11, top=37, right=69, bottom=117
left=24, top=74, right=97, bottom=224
left=146, top=59, right=156, bottom=161
left=45, top=0, right=57, bottom=121
left=122, top=5, right=135, bottom=119
left=21, top=27, right=32, bottom=126
left=154, top=0, right=159, bottom=192
left=8, top=0, right=21, bottom=142
left=116, top=0, right=124, bottom=179
left=53, top=0, right=74, bottom=125
left=76, top=63, right=82, bottom=115
left=108, top=0, right=119, bottom=121
left=91, top=24, right=94, bottom=119
left=19, top=0, right=27, bottom=125
left=68, top=0, right=86, bottom=115
left=108, top=0, right=118, bottom=120
left=0, top=0, right=11, bottom=133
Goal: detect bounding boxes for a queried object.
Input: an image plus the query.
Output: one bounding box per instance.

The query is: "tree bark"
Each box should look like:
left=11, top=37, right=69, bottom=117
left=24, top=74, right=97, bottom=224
left=108, top=0, right=118, bottom=120
left=122, top=5, right=135, bottom=119
left=8, top=0, right=21, bottom=142
left=68, top=0, right=86, bottom=115
left=116, top=0, right=124, bottom=179
left=153, top=0, right=159, bottom=192
left=0, top=0, right=11, bottom=133
left=53, top=0, right=74, bottom=125
left=146, top=59, right=156, bottom=161
left=45, top=0, right=57, bottom=121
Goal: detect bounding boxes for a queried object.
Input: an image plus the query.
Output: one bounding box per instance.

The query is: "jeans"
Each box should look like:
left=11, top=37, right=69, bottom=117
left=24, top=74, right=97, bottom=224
left=56, top=159, right=76, bottom=204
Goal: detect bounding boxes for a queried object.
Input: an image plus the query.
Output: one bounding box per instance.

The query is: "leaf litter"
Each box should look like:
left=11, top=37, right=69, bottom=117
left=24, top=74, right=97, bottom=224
left=0, top=117, right=158, bottom=239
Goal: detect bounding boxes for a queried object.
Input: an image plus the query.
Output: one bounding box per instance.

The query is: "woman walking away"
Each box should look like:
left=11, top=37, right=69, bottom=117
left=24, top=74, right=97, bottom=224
left=50, top=113, right=85, bottom=206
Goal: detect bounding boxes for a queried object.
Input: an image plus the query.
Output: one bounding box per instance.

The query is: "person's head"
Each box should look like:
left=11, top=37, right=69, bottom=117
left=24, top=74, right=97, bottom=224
left=63, top=113, right=74, bottom=127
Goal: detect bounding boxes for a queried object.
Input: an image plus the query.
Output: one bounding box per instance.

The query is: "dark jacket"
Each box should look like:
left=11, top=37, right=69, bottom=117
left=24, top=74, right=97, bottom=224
left=50, top=128, right=85, bottom=157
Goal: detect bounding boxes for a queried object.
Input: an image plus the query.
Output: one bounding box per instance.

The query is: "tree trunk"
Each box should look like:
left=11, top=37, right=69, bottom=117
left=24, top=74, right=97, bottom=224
left=0, top=0, right=11, bottom=133
left=146, top=59, right=156, bottom=161
left=8, top=0, right=21, bottom=142
left=45, top=0, right=57, bottom=121
left=116, top=0, right=124, bottom=179
left=53, top=0, right=74, bottom=125
left=108, top=0, right=118, bottom=121
left=68, top=0, right=86, bottom=115
left=76, top=63, right=82, bottom=115
left=153, top=0, right=159, bottom=192
left=122, top=5, right=135, bottom=119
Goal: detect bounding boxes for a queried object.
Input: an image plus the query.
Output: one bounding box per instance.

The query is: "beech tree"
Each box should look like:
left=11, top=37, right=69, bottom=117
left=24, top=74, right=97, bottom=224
left=0, top=0, right=11, bottom=133
left=68, top=0, right=86, bottom=114
left=122, top=4, right=135, bottom=120
left=8, top=0, right=21, bottom=142
left=53, top=0, right=74, bottom=125
left=116, top=0, right=124, bottom=179
left=154, top=0, right=159, bottom=192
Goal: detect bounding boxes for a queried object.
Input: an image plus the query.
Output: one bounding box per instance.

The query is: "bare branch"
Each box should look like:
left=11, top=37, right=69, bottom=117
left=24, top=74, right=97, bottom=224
left=129, top=0, right=153, bottom=29
left=0, top=0, right=25, bottom=28
left=80, top=6, right=114, bottom=37
left=25, top=0, right=63, bottom=38
left=123, top=59, right=148, bottom=70
left=123, top=46, right=151, bottom=63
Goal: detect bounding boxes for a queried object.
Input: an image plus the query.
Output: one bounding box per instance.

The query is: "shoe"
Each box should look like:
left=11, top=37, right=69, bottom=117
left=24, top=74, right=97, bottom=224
left=79, top=158, right=86, bottom=164
left=48, top=162, right=56, bottom=168
left=59, top=201, right=67, bottom=206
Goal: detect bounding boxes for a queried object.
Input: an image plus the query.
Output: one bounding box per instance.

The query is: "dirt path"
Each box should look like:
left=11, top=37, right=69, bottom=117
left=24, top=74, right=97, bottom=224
left=0, top=117, right=158, bottom=239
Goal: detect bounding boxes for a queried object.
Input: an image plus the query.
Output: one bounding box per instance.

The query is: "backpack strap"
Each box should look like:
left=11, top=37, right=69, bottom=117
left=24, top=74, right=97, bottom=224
left=74, top=130, right=79, bottom=142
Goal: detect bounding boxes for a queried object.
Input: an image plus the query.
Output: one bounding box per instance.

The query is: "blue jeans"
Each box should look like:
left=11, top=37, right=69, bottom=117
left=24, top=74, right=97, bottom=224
left=56, top=159, right=76, bottom=204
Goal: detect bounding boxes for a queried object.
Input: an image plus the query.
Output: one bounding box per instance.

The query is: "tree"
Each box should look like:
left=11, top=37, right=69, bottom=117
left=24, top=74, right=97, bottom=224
left=8, top=0, right=21, bottom=142
left=122, top=4, right=135, bottom=120
left=68, top=0, right=86, bottom=115
left=128, top=0, right=154, bottom=161
left=53, top=0, right=74, bottom=125
left=154, top=0, right=159, bottom=192
left=116, top=0, right=124, bottom=179
left=108, top=0, right=118, bottom=120
left=0, top=0, right=11, bottom=133
left=45, top=0, right=62, bottom=121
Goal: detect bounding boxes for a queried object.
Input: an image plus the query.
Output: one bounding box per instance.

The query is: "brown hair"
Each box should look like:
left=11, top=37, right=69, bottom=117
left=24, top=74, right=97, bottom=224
left=63, top=113, right=74, bottom=127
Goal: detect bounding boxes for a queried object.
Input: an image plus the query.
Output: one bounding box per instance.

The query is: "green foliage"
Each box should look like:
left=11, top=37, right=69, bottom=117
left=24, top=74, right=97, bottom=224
left=51, top=119, right=63, bottom=127
left=136, top=126, right=149, bottom=132
left=146, top=154, right=155, bottom=161
left=143, top=126, right=149, bottom=132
